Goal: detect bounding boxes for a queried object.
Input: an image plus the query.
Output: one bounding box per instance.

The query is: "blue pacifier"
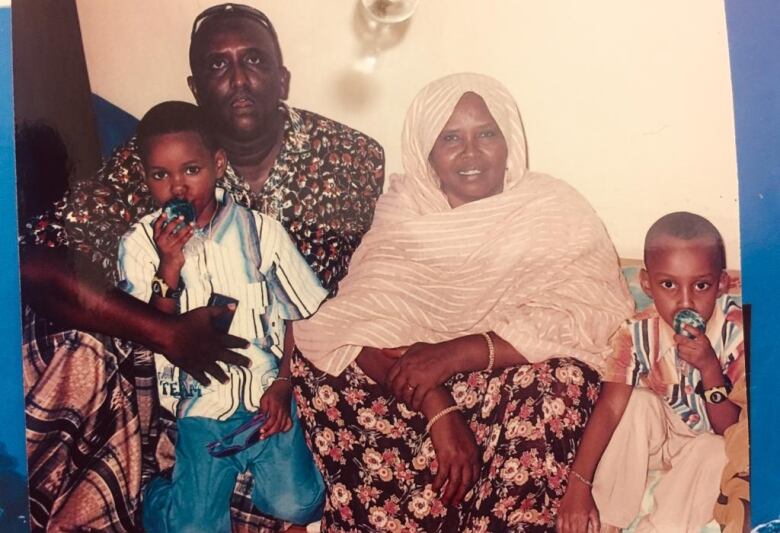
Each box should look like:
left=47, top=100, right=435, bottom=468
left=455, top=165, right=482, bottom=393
left=162, top=198, right=195, bottom=231
left=673, top=308, right=706, bottom=339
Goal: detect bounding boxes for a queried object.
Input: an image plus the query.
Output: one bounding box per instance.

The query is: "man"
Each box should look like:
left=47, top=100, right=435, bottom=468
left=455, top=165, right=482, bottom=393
left=20, top=4, right=384, bottom=531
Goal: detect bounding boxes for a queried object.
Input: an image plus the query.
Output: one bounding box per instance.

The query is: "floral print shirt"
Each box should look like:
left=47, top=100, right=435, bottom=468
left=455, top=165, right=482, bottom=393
left=21, top=106, right=385, bottom=295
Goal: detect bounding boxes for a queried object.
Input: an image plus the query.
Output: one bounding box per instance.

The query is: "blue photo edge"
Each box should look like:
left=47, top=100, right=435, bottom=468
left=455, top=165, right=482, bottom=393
left=0, top=4, right=31, bottom=532
left=2, top=1, right=780, bottom=529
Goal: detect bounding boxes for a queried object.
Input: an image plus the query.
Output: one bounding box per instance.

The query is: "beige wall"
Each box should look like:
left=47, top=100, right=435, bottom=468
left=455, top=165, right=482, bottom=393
left=75, top=0, right=741, bottom=267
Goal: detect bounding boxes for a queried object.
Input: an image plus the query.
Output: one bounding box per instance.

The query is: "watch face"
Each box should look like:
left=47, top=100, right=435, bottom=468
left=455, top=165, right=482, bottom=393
left=707, top=390, right=727, bottom=404
left=151, top=280, right=163, bottom=296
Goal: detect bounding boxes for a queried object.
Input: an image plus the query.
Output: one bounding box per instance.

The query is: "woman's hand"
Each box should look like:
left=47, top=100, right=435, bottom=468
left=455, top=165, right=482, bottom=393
left=257, top=379, right=293, bottom=439
left=556, top=481, right=600, bottom=533
left=386, top=342, right=453, bottom=410
left=428, top=407, right=481, bottom=507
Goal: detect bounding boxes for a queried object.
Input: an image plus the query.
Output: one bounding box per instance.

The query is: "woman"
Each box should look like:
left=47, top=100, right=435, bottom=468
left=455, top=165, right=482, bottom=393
left=293, top=73, right=634, bottom=532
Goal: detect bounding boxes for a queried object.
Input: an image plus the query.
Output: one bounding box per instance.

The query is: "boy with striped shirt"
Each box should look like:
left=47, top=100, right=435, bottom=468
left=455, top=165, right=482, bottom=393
left=117, top=101, right=327, bottom=532
left=557, top=212, right=744, bottom=533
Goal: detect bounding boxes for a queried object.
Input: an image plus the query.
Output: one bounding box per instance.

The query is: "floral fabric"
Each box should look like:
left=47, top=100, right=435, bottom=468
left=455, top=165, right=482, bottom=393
left=292, top=352, right=601, bottom=532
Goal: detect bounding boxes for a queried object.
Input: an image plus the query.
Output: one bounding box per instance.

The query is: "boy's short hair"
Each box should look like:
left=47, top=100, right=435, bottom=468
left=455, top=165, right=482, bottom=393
left=644, top=211, right=726, bottom=270
left=136, top=101, right=219, bottom=161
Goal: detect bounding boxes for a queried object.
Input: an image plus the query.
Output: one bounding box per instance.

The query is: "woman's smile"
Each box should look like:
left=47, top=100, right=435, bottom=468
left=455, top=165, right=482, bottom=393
left=457, top=168, right=482, bottom=177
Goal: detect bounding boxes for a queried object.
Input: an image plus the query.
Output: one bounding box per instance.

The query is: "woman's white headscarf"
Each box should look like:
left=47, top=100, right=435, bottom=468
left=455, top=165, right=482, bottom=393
left=296, top=73, right=633, bottom=376
left=397, top=72, right=528, bottom=212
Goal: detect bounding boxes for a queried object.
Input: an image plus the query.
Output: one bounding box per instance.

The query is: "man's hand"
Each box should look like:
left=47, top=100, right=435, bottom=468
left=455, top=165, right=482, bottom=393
left=21, top=247, right=249, bottom=386
left=159, top=306, right=250, bottom=385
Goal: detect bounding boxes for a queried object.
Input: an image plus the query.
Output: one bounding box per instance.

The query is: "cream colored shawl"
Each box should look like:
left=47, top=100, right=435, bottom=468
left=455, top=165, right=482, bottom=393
left=296, top=73, right=634, bottom=376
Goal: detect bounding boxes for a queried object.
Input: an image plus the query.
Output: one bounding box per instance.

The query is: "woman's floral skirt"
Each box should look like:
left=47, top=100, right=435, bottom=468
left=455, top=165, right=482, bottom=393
left=292, top=352, right=600, bottom=533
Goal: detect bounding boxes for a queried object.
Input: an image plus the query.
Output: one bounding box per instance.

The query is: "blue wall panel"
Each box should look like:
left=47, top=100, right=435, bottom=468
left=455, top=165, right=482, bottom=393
left=0, top=5, right=29, bottom=531
left=725, top=0, right=780, bottom=527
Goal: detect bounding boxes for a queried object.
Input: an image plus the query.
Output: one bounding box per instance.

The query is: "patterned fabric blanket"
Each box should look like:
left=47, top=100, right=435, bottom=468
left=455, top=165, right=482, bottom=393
left=23, top=307, right=142, bottom=531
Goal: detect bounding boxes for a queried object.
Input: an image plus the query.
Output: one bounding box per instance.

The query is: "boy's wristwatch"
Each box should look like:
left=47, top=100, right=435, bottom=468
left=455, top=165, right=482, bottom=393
left=702, top=386, right=729, bottom=404
left=695, top=375, right=733, bottom=404
left=151, top=275, right=183, bottom=299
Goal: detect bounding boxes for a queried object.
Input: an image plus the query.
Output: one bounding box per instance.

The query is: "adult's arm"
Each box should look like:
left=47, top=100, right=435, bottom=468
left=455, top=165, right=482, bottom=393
left=385, top=332, right=529, bottom=410
left=21, top=246, right=250, bottom=385
left=20, top=137, right=252, bottom=383
left=356, top=346, right=480, bottom=506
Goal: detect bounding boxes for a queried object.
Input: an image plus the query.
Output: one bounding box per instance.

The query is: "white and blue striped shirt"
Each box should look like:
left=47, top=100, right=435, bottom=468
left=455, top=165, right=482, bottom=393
left=117, top=188, right=327, bottom=420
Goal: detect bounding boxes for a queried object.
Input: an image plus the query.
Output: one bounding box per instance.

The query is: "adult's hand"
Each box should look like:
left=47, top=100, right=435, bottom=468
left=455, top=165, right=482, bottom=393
left=428, top=409, right=481, bottom=507
left=159, top=306, right=250, bottom=386
left=556, top=481, right=600, bottom=533
left=21, top=247, right=250, bottom=385
left=386, top=342, right=452, bottom=410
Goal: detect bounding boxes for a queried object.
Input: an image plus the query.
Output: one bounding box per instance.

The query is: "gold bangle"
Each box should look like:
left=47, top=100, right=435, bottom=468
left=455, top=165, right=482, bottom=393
left=570, top=469, right=593, bottom=488
left=481, top=332, right=495, bottom=373
left=425, top=405, right=460, bottom=433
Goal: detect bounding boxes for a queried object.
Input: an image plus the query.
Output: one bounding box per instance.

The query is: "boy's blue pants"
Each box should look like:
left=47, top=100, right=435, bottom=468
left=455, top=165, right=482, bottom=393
left=142, top=401, right=324, bottom=533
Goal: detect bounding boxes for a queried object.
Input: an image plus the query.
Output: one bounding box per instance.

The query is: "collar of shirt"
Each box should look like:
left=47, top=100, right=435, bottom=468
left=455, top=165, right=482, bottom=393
left=201, top=187, right=231, bottom=237
left=219, top=105, right=311, bottom=192
left=217, top=105, right=312, bottom=220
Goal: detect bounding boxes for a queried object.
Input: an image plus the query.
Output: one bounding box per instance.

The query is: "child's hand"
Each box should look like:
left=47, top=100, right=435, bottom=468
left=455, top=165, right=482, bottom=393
left=152, top=213, right=193, bottom=268
left=675, top=325, right=719, bottom=372
left=257, top=379, right=293, bottom=439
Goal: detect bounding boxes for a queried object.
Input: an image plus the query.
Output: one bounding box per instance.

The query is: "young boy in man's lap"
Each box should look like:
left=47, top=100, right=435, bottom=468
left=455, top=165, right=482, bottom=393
left=117, top=101, right=327, bottom=532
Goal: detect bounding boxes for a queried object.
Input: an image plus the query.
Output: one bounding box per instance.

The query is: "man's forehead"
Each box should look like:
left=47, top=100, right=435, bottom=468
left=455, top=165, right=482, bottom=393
left=193, top=16, right=275, bottom=56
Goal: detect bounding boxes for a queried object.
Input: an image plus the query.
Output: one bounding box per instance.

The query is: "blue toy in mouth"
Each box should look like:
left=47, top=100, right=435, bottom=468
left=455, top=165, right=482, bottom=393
left=162, top=198, right=195, bottom=230
left=673, top=308, right=706, bottom=339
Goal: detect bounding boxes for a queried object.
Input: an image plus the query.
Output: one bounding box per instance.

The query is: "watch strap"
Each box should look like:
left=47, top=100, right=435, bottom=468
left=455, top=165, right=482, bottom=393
left=694, top=373, right=734, bottom=397
left=703, top=386, right=729, bottom=404
left=152, top=275, right=184, bottom=299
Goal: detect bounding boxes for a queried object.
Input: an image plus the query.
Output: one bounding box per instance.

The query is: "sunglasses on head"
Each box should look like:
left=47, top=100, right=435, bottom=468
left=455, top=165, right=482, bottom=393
left=206, top=412, right=267, bottom=458
left=191, top=3, right=277, bottom=40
